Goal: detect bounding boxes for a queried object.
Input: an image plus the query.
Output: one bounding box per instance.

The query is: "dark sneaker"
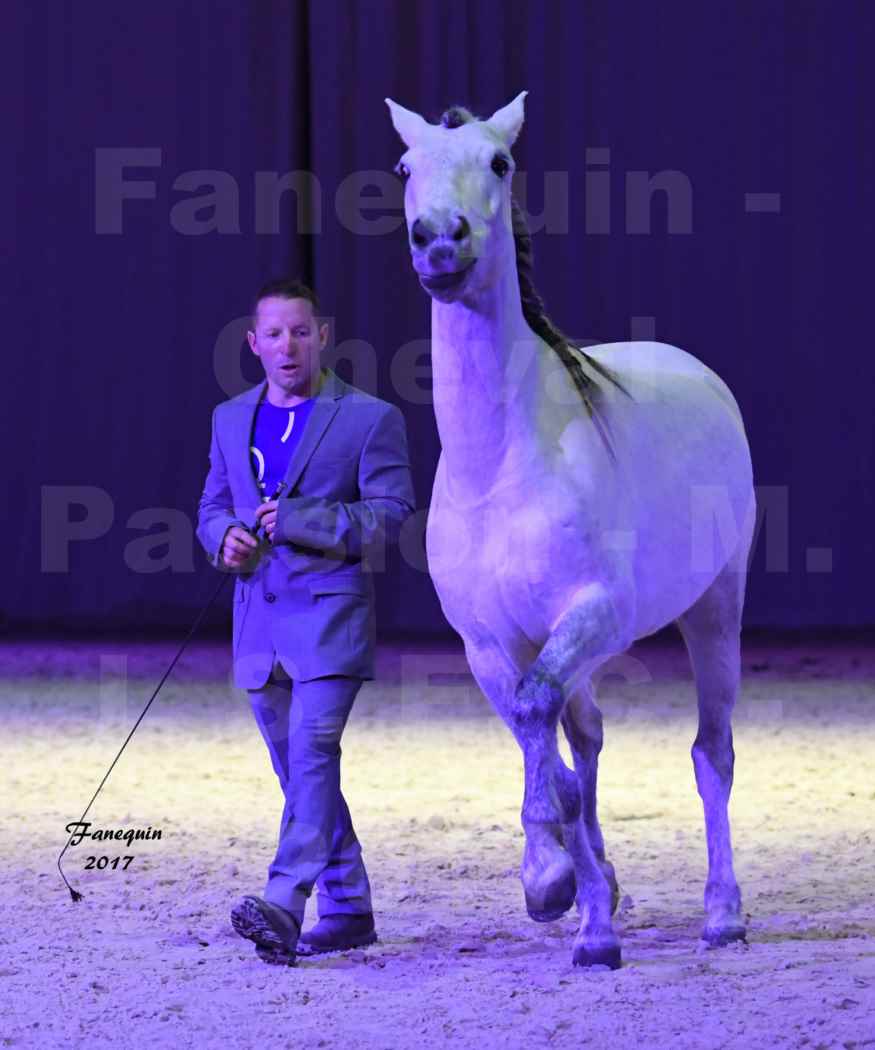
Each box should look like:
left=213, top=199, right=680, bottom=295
left=230, top=895, right=301, bottom=966
left=298, top=913, right=377, bottom=955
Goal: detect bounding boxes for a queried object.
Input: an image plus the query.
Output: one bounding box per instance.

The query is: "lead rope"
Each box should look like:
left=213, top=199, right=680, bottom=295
left=58, top=479, right=287, bottom=901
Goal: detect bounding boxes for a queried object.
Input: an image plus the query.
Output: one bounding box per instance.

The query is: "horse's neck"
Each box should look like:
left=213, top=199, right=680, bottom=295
left=430, top=269, right=547, bottom=496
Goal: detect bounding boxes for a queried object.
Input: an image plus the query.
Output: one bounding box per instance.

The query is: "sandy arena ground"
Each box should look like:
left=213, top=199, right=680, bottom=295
left=0, top=635, right=873, bottom=1049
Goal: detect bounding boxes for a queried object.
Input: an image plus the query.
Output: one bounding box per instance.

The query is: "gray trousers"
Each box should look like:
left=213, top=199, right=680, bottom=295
left=246, top=659, right=373, bottom=924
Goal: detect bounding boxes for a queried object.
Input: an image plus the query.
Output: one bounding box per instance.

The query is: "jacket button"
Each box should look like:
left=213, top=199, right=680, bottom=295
left=265, top=592, right=276, bottom=603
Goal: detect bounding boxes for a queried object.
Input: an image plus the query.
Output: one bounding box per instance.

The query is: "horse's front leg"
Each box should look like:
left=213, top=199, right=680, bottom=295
left=560, top=682, right=620, bottom=915
left=463, top=644, right=579, bottom=926
left=508, top=582, right=632, bottom=969
left=509, top=663, right=580, bottom=925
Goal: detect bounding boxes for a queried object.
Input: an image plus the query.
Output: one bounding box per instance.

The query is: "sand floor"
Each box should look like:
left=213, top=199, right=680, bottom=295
left=0, top=636, right=873, bottom=1049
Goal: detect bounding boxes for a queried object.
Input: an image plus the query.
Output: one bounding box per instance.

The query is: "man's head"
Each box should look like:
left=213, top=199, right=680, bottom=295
left=247, top=278, right=329, bottom=404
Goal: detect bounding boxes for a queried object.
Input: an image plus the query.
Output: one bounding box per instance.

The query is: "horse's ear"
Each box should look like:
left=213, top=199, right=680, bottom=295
left=485, top=91, right=528, bottom=146
left=385, top=98, right=429, bottom=148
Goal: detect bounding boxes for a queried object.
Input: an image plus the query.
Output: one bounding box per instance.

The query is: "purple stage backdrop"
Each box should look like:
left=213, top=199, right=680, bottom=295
left=6, top=0, right=874, bottom=635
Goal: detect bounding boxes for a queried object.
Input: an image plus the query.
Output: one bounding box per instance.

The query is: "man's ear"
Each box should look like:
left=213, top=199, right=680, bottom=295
left=318, top=321, right=330, bottom=350
left=246, top=329, right=257, bottom=354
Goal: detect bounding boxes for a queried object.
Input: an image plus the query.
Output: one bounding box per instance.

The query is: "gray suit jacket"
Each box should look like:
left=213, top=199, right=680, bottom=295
left=196, top=368, right=416, bottom=689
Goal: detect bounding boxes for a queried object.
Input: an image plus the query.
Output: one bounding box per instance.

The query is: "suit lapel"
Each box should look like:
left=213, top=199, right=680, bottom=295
left=235, top=381, right=267, bottom=509
left=231, top=369, right=345, bottom=503
left=280, top=368, right=344, bottom=494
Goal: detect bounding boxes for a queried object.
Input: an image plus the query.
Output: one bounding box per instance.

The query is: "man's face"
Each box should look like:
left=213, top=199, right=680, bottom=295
left=247, top=296, right=328, bottom=399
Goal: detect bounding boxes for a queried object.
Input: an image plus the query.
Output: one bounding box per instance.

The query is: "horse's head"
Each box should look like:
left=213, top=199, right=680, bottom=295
left=386, top=93, right=527, bottom=304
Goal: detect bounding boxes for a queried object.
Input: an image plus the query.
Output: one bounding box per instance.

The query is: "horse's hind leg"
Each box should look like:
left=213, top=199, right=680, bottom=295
left=676, top=548, right=750, bottom=945
left=560, top=682, right=620, bottom=915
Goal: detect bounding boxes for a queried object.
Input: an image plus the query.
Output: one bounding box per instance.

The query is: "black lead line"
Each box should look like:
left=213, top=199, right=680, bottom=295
left=58, top=479, right=288, bottom=901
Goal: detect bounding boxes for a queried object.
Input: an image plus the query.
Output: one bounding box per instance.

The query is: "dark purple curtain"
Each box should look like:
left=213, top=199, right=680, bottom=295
left=5, top=0, right=874, bottom=635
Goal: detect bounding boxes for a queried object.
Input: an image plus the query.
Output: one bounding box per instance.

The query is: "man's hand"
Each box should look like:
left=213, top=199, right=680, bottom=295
left=220, top=525, right=260, bottom=569
left=254, top=500, right=280, bottom=543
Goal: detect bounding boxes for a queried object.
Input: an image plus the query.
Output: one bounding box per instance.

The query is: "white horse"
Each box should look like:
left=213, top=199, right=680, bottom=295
left=386, top=93, right=756, bottom=969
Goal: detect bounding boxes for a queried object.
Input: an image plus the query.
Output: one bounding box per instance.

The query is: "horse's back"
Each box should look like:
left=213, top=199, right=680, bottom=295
left=582, top=340, right=744, bottom=423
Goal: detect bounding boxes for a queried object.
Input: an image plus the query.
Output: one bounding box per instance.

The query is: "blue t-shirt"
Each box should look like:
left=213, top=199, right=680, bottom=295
left=250, top=397, right=316, bottom=501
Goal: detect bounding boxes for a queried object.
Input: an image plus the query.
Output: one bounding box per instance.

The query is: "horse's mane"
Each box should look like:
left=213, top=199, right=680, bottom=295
left=440, top=106, right=633, bottom=421
left=510, top=198, right=632, bottom=418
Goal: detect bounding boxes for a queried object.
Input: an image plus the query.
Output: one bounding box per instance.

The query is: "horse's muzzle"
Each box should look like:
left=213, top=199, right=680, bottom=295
left=418, top=258, right=476, bottom=295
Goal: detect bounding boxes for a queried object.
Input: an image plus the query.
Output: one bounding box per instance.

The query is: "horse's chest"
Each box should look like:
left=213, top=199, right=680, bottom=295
left=426, top=485, right=584, bottom=655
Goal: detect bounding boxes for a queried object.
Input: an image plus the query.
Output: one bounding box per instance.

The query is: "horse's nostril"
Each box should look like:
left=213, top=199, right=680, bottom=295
left=411, top=218, right=433, bottom=249
left=451, top=216, right=471, bottom=242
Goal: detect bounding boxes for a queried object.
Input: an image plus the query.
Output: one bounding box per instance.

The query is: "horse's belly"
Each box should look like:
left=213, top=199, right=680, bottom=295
left=591, top=354, right=755, bottom=635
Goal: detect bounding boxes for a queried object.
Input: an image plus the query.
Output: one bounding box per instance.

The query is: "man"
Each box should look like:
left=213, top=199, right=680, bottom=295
left=196, top=278, right=415, bottom=965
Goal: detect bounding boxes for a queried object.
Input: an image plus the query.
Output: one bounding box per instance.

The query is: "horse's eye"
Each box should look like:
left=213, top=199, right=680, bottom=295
left=491, top=153, right=510, bottom=178
left=394, top=161, right=411, bottom=180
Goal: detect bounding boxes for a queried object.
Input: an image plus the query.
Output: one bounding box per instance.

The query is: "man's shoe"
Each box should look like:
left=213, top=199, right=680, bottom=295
left=230, top=895, right=301, bottom=966
left=298, top=913, right=377, bottom=955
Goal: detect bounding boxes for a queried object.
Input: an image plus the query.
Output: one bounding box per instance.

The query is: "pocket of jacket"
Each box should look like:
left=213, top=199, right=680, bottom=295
left=309, top=577, right=368, bottom=597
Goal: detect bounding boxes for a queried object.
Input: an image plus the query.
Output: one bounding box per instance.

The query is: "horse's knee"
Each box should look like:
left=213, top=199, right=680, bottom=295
left=692, top=729, right=735, bottom=786
left=509, top=666, right=565, bottom=734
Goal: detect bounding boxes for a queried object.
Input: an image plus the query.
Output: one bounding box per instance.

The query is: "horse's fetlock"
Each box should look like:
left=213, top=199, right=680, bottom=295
left=705, top=879, right=741, bottom=914
left=556, top=764, right=581, bottom=822
left=521, top=795, right=562, bottom=825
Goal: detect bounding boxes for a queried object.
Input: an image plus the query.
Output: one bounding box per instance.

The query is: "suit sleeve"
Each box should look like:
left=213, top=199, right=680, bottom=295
left=196, top=406, right=249, bottom=569
left=274, top=403, right=416, bottom=558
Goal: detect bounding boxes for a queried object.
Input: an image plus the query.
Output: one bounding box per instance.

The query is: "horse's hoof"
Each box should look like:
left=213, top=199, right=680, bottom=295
left=572, top=940, right=622, bottom=970
left=701, top=923, right=747, bottom=948
left=524, top=863, right=576, bottom=922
